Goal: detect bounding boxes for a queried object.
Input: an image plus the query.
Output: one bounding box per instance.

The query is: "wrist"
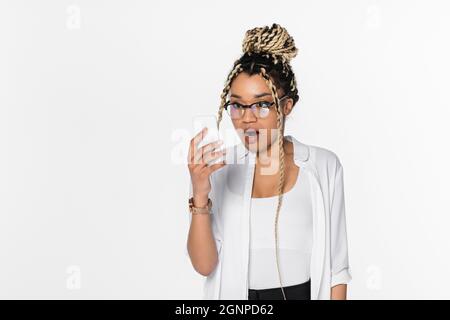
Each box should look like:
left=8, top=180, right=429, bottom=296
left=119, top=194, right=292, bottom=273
left=189, top=197, right=212, bottom=215
left=193, top=193, right=209, bottom=207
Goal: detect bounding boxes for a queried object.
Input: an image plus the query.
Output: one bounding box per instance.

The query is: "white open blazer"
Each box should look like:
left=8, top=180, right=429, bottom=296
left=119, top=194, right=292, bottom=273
left=187, top=134, right=352, bottom=299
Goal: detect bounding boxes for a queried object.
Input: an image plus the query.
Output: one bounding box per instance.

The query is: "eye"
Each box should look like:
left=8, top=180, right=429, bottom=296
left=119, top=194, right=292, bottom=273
left=257, top=101, right=272, bottom=108
left=229, top=102, right=243, bottom=109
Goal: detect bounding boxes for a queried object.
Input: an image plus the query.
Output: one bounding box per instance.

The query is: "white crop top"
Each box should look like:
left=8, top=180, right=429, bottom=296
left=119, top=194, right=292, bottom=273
left=248, top=167, right=313, bottom=290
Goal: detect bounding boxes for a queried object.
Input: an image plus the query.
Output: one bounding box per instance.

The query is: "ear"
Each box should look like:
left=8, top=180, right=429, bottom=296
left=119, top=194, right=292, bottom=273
left=282, top=98, right=294, bottom=116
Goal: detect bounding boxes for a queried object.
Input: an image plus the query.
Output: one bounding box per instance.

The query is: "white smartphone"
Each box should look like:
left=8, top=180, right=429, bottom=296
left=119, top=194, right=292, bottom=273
left=192, top=114, right=225, bottom=165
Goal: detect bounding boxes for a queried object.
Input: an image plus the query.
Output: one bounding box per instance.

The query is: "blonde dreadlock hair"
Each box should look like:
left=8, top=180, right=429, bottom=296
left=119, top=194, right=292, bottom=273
left=216, top=23, right=300, bottom=300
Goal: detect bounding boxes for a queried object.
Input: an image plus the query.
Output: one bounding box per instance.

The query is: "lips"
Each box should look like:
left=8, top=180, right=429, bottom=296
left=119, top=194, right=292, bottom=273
left=244, top=128, right=259, bottom=136
left=244, top=128, right=259, bottom=144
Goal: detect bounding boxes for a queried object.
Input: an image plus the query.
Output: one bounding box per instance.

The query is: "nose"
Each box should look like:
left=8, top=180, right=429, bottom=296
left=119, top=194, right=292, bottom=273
left=241, top=107, right=257, bottom=123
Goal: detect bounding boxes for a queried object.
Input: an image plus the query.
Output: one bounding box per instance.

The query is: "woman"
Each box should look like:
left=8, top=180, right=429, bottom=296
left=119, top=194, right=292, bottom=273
left=186, top=23, right=352, bottom=300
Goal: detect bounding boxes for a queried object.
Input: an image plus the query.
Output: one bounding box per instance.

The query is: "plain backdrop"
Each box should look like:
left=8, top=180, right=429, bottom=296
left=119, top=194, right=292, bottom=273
left=1, top=0, right=449, bottom=299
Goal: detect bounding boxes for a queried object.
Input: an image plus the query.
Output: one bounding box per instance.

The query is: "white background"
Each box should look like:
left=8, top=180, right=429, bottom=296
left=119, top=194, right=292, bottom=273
left=1, top=0, right=449, bottom=299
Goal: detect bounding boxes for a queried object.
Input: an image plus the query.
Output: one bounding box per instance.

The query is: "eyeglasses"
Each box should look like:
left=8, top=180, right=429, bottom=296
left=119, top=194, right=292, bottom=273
left=224, top=95, right=289, bottom=120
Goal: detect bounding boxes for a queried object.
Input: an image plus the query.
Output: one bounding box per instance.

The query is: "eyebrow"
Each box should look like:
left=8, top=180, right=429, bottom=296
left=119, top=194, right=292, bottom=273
left=230, top=92, right=272, bottom=99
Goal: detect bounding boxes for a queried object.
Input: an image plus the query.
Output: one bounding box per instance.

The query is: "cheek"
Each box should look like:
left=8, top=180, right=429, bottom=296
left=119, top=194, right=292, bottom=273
left=267, top=108, right=281, bottom=122
left=260, top=114, right=279, bottom=132
left=260, top=115, right=283, bottom=145
left=231, top=119, right=242, bottom=131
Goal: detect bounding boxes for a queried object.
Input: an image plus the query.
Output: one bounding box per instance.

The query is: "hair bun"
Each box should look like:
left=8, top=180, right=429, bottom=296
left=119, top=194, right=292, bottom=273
left=242, top=23, right=298, bottom=65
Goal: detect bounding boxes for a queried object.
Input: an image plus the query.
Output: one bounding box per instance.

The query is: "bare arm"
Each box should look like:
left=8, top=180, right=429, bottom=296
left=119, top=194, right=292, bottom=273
left=186, top=127, right=226, bottom=276
left=187, top=194, right=219, bottom=276
left=331, top=284, right=347, bottom=300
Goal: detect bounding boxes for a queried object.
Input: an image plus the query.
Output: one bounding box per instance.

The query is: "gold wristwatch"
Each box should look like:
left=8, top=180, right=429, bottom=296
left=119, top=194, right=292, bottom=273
left=188, top=197, right=212, bottom=215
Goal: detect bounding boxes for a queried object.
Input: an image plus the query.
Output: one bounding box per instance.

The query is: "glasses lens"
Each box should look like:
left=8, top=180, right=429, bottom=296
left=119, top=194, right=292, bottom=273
left=228, top=104, right=242, bottom=119
left=258, top=107, right=270, bottom=118
left=252, top=102, right=271, bottom=118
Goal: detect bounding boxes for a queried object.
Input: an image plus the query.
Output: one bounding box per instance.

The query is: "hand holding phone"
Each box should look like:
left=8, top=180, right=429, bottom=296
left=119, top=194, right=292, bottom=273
left=192, top=115, right=226, bottom=166
left=188, top=116, right=227, bottom=198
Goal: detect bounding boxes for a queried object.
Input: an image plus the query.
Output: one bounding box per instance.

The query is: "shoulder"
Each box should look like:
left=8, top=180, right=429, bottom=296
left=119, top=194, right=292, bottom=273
left=299, top=142, right=346, bottom=199
left=308, top=144, right=342, bottom=168
left=290, top=136, right=343, bottom=176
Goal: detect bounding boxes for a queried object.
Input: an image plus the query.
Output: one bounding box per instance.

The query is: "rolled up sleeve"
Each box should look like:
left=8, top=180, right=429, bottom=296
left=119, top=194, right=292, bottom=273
left=330, top=158, right=352, bottom=287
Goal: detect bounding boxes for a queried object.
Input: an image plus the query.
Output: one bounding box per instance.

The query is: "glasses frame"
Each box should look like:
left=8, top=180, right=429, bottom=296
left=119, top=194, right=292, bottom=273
left=224, top=94, right=290, bottom=119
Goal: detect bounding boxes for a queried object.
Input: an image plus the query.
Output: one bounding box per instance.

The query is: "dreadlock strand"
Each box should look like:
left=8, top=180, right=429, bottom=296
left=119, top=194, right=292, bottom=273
left=259, top=67, right=287, bottom=300
left=217, top=63, right=243, bottom=130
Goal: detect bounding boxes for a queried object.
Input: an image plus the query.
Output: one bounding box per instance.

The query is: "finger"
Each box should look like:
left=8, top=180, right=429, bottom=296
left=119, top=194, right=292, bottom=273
left=194, top=140, right=224, bottom=164
left=189, top=127, right=208, bottom=164
left=188, top=144, right=202, bottom=166
left=203, top=149, right=226, bottom=164
left=192, top=127, right=208, bottom=150
left=202, top=139, right=224, bottom=154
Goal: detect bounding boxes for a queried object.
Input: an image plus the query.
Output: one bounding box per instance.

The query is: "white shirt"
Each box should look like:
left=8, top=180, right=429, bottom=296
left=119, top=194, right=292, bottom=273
left=187, top=134, right=352, bottom=300
left=248, top=166, right=313, bottom=289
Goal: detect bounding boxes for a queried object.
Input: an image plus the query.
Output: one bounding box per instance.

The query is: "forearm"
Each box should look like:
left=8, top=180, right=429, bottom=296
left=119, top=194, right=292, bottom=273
left=331, top=284, right=347, bottom=300
left=187, top=194, right=219, bottom=276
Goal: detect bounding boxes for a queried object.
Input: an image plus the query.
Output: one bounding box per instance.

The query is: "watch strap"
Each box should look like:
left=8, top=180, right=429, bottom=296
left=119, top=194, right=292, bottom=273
left=188, top=197, right=212, bottom=215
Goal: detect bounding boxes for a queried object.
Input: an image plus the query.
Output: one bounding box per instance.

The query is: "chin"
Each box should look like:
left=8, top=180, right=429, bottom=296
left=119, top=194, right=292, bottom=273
left=243, top=139, right=271, bottom=155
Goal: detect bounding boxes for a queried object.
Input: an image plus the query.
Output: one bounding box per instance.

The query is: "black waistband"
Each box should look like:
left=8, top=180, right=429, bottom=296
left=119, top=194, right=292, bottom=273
left=248, top=279, right=311, bottom=300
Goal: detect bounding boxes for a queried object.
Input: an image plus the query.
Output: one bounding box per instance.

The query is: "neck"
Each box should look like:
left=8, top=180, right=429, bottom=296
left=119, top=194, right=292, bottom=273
left=255, top=136, right=289, bottom=172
